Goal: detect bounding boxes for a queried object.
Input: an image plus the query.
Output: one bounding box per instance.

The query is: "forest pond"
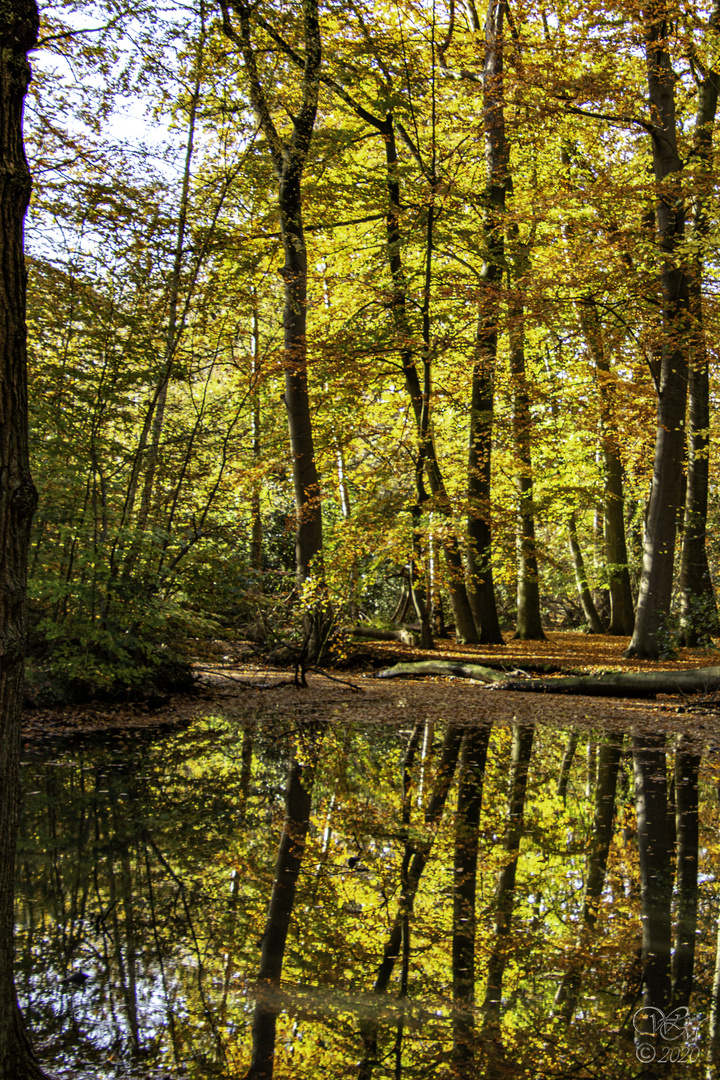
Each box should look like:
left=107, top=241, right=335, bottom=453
left=14, top=693, right=720, bottom=1079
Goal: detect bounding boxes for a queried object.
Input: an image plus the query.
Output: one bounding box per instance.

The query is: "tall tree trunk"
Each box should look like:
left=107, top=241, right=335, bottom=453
left=679, top=13, right=720, bottom=645
left=465, top=0, right=507, bottom=646
left=579, top=300, right=635, bottom=634
left=452, top=725, right=491, bottom=1072
left=0, top=3, right=47, bottom=1076
left=222, top=0, right=323, bottom=591
left=381, top=120, right=478, bottom=644
left=508, top=238, right=545, bottom=640
left=626, top=5, right=690, bottom=659
left=250, top=304, right=263, bottom=579
left=567, top=513, right=604, bottom=634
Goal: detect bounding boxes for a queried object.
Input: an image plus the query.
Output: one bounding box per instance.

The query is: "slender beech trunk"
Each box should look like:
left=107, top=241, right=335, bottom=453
left=579, top=301, right=634, bottom=634
left=382, top=119, right=477, bottom=643
left=679, top=10, right=720, bottom=644
left=554, top=731, right=623, bottom=1021
left=567, top=513, right=604, bottom=634
left=245, top=723, right=324, bottom=1080
left=466, top=0, right=506, bottom=645
left=482, top=723, right=535, bottom=1036
left=254, top=20, right=479, bottom=639
left=452, top=725, right=491, bottom=1071
left=671, top=737, right=700, bottom=1008
left=508, top=238, right=544, bottom=640
left=0, top=3, right=48, bottom=1076
left=223, top=0, right=323, bottom=591
left=626, top=5, right=690, bottom=659
left=250, top=305, right=263, bottom=578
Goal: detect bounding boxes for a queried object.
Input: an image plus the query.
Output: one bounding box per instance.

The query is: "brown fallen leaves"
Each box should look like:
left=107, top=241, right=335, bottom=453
left=21, top=632, right=720, bottom=749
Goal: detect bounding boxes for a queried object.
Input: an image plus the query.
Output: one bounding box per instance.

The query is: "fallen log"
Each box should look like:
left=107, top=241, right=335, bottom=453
left=351, top=626, right=424, bottom=647
left=375, top=660, right=507, bottom=684
left=376, top=659, right=720, bottom=699
left=502, top=667, right=720, bottom=699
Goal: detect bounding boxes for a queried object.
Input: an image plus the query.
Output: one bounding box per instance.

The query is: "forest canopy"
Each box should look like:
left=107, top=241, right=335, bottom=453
left=23, top=0, right=720, bottom=697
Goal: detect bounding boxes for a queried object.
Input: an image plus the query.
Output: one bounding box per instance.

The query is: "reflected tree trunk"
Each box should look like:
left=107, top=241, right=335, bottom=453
left=554, top=731, right=623, bottom=1020
left=632, top=733, right=672, bottom=1015
left=482, top=723, right=535, bottom=1037
left=672, top=736, right=700, bottom=1008
left=708, top=910, right=720, bottom=1076
left=359, top=723, right=463, bottom=1080
left=452, top=724, right=491, bottom=1072
left=245, top=722, right=324, bottom=1080
left=557, top=731, right=579, bottom=801
left=239, top=717, right=257, bottom=823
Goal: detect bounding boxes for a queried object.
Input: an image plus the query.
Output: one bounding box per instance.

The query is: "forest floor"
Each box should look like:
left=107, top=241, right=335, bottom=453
left=20, top=631, right=720, bottom=749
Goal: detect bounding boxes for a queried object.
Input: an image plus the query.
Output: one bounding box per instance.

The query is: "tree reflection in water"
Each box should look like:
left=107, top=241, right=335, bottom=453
left=14, top=714, right=719, bottom=1078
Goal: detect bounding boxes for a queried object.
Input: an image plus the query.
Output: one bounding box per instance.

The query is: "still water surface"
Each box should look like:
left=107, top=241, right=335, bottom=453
left=14, top=710, right=720, bottom=1078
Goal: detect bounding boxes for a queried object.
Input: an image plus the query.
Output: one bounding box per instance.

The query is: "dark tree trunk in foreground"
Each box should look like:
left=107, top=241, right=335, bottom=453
left=245, top=725, right=324, bottom=1080
left=452, top=725, right=491, bottom=1072
left=0, top=4, right=47, bottom=1078
left=466, top=0, right=506, bottom=646
left=222, top=0, right=323, bottom=590
left=671, top=737, right=700, bottom=1008
left=626, top=6, right=690, bottom=659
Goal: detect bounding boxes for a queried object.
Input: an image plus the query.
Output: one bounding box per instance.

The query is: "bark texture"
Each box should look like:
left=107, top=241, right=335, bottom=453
left=626, top=5, right=690, bottom=658
left=465, top=0, right=507, bottom=645
left=508, top=235, right=544, bottom=640
left=679, top=5, right=720, bottom=644
left=0, top=3, right=47, bottom=1077
left=580, top=301, right=634, bottom=634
